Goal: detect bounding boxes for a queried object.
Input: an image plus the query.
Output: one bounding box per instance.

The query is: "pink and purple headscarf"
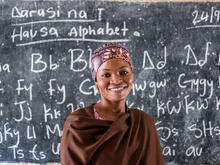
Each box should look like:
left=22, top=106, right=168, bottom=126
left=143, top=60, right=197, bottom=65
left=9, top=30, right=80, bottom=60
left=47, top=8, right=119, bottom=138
left=91, top=43, right=133, bottom=81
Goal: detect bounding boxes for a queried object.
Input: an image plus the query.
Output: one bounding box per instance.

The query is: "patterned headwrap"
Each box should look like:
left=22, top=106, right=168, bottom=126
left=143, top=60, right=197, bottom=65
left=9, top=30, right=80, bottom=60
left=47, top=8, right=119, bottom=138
left=91, top=43, right=133, bottom=81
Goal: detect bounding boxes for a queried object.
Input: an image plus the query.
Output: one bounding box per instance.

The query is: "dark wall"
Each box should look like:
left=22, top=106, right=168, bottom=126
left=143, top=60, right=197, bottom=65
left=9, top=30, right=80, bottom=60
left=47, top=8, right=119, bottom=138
left=0, top=0, right=220, bottom=164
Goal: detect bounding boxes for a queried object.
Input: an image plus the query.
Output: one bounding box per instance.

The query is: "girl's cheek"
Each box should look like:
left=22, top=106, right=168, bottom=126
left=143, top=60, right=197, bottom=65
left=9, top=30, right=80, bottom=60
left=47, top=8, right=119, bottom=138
left=127, top=75, right=133, bottom=83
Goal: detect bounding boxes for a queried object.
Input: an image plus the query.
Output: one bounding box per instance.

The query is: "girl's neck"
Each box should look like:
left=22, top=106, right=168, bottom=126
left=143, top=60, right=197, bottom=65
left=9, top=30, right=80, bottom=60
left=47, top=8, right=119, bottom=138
left=98, top=100, right=125, bottom=113
left=94, top=100, right=126, bottom=121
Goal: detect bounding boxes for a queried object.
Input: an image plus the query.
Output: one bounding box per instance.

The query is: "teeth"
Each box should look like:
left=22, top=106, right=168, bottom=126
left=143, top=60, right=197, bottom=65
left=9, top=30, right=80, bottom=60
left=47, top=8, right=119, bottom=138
left=110, top=87, right=124, bottom=91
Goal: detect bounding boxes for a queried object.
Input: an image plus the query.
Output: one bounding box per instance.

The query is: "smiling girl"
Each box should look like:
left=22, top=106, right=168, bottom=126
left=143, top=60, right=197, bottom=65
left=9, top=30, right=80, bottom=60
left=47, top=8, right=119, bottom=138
left=61, top=43, right=164, bottom=165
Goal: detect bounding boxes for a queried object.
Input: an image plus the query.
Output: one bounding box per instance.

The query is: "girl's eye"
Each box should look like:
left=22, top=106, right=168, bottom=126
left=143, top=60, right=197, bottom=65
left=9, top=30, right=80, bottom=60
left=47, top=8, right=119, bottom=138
left=120, top=71, right=128, bottom=75
left=102, top=73, right=111, bottom=77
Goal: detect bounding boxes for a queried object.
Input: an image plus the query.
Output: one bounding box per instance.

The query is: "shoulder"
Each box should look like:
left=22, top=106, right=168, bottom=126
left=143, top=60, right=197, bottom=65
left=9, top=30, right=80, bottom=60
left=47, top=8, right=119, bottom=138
left=64, top=104, right=94, bottom=124
left=129, top=107, right=156, bottom=126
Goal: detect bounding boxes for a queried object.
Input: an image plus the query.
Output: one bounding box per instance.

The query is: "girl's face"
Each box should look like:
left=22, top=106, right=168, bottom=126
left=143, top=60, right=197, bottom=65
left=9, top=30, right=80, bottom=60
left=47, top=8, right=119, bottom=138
left=96, top=58, right=133, bottom=103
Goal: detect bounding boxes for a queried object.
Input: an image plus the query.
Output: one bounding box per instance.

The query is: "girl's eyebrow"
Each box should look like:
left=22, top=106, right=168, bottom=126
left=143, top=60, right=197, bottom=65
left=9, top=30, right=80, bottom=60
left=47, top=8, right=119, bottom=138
left=103, top=66, right=128, bottom=71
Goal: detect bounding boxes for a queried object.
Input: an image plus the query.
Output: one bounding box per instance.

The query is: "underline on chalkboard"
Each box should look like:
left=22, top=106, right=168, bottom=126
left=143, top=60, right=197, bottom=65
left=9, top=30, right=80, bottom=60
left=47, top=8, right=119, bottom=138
left=16, top=38, right=130, bottom=46
left=11, top=19, right=97, bottom=26
left=186, top=25, right=220, bottom=29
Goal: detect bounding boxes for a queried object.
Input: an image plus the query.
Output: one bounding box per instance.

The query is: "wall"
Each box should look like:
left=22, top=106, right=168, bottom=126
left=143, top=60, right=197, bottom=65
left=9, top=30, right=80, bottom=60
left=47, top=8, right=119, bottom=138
left=0, top=0, right=220, bottom=164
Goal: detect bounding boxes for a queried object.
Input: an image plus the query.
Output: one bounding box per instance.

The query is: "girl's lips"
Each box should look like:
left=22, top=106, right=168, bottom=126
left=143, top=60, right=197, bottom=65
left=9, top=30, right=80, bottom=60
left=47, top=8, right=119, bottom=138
left=108, top=86, right=127, bottom=91
left=107, top=87, right=128, bottom=95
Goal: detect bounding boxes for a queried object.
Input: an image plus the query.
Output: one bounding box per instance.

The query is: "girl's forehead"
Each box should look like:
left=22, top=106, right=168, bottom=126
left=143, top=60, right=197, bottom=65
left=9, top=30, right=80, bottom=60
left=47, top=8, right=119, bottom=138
left=98, top=59, right=131, bottom=70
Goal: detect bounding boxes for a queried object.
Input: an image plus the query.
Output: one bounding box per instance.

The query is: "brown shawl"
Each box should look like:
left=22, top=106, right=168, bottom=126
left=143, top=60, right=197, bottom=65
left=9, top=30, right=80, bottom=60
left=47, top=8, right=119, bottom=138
left=61, top=104, right=164, bottom=165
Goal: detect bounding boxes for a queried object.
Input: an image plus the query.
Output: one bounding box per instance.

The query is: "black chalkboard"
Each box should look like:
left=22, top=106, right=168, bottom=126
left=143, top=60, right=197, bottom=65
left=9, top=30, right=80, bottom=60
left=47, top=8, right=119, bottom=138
left=0, top=0, right=220, bottom=164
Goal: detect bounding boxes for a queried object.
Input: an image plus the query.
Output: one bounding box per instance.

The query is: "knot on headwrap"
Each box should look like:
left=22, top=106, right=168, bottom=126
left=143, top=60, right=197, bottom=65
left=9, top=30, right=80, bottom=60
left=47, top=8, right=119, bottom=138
left=91, top=43, right=133, bottom=81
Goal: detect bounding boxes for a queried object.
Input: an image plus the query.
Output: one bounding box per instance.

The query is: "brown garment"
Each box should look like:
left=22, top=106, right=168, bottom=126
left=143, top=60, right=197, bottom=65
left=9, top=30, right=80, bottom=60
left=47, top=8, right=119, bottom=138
left=61, top=104, right=164, bottom=165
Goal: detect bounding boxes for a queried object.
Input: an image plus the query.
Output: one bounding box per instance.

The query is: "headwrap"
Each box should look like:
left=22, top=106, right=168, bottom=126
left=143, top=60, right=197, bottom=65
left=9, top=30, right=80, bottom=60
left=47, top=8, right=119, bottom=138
left=91, top=43, right=133, bottom=81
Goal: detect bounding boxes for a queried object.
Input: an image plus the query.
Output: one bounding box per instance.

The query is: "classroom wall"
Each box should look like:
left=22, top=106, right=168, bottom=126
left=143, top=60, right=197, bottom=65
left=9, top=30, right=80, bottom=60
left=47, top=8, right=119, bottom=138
left=1, top=0, right=220, bottom=164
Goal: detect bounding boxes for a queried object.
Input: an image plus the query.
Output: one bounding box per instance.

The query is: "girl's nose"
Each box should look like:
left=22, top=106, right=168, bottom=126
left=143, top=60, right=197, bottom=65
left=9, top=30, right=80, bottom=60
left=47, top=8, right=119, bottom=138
left=110, top=74, right=122, bottom=84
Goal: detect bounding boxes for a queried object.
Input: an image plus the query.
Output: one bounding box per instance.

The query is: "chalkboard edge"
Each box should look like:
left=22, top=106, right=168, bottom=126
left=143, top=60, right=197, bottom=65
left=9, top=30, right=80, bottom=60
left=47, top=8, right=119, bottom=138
left=17, top=0, right=220, bottom=3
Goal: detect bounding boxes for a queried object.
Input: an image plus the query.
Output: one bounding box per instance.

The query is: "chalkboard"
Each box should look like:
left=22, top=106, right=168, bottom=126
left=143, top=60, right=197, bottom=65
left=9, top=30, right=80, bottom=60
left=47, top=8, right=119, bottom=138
left=0, top=0, right=220, bottom=164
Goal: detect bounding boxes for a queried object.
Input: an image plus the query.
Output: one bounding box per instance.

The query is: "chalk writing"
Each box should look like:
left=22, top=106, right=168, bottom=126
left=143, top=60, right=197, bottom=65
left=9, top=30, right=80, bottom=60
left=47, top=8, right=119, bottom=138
left=157, top=95, right=210, bottom=117
left=45, top=124, right=62, bottom=139
left=187, top=7, right=220, bottom=29
left=14, top=101, right=32, bottom=122
left=9, top=146, right=24, bottom=159
left=79, top=78, right=97, bottom=95
left=44, top=104, right=61, bottom=123
left=156, top=121, right=179, bottom=142
left=188, top=120, right=220, bottom=139
left=1, top=122, right=20, bottom=147
left=31, top=53, right=59, bottom=73
left=192, top=7, right=220, bottom=26
left=0, top=63, right=10, bottom=72
left=0, top=80, right=4, bottom=93
left=1, top=1, right=220, bottom=164
left=12, top=6, right=61, bottom=19
left=132, top=79, right=167, bottom=98
left=162, top=146, right=176, bottom=157
left=48, top=79, right=66, bottom=104
left=11, top=7, right=129, bottom=46
left=0, top=103, right=3, bottom=117
left=185, top=146, right=203, bottom=157
left=11, top=26, right=59, bottom=42
left=29, top=144, right=46, bottom=160
left=16, top=79, right=33, bottom=101
left=27, top=125, right=36, bottom=140
left=184, top=42, right=211, bottom=67
left=142, top=46, right=167, bottom=70
left=178, top=73, right=213, bottom=98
